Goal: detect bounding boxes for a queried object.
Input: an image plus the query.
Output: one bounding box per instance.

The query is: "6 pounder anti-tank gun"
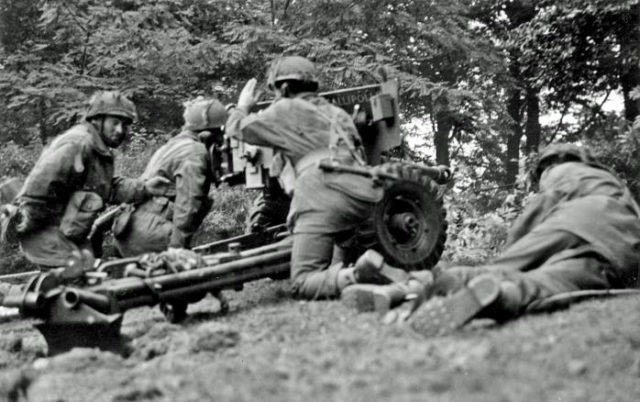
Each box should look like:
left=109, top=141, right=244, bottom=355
left=0, top=79, right=453, bottom=355
left=1, top=153, right=450, bottom=356
left=217, top=78, right=452, bottom=272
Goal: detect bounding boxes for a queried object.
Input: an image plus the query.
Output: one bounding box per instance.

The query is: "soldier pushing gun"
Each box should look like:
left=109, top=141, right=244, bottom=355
left=226, top=56, right=416, bottom=300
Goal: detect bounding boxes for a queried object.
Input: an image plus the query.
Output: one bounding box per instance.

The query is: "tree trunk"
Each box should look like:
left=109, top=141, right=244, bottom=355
left=524, top=86, right=541, bottom=153
left=618, top=4, right=640, bottom=122
left=620, top=62, right=640, bottom=122
left=506, top=88, right=523, bottom=184
left=434, top=111, right=452, bottom=166
left=38, top=97, right=48, bottom=145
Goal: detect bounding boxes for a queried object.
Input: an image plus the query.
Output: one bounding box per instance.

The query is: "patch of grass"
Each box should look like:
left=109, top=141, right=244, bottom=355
left=193, top=186, right=257, bottom=244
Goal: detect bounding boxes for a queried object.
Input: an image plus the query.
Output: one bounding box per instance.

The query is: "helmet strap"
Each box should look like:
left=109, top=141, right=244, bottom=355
left=278, top=82, right=292, bottom=98
left=99, top=116, right=105, bottom=138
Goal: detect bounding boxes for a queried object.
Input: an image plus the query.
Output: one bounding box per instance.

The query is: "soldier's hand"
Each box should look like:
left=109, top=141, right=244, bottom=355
left=237, top=78, right=261, bottom=111
left=14, top=207, right=35, bottom=234
left=144, top=176, right=174, bottom=197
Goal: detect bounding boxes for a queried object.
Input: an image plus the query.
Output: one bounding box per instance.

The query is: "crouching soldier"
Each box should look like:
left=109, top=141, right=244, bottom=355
left=113, top=98, right=226, bottom=256
left=226, top=56, right=410, bottom=299
left=3, top=91, right=170, bottom=269
left=386, top=143, right=640, bottom=336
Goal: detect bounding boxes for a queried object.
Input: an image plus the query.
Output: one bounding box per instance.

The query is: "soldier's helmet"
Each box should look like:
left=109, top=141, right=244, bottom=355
left=267, top=56, right=319, bottom=90
left=85, top=91, right=137, bottom=123
left=534, top=143, right=598, bottom=180
left=182, top=98, right=227, bottom=132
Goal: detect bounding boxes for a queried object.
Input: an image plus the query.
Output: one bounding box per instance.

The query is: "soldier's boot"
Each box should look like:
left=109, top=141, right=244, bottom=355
left=352, top=249, right=410, bottom=284
left=336, top=249, right=411, bottom=295
left=341, top=270, right=434, bottom=313
left=406, top=273, right=503, bottom=337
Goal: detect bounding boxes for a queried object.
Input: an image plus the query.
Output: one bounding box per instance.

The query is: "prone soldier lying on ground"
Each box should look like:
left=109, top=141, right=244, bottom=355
left=112, top=97, right=227, bottom=256
left=345, top=143, right=640, bottom=336
left=0, top=91, right=171, bottom=269
left=226, top=56, right=411, bottom=299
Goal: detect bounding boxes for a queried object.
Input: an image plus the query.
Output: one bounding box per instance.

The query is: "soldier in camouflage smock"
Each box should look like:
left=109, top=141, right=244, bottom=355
left=392, top=143, right=640, bottom=336
left=9, top=91, right=170, bottom=268
left=113, top=98, right=227, bottom=256
left=226, top=56, right=408, bottom=299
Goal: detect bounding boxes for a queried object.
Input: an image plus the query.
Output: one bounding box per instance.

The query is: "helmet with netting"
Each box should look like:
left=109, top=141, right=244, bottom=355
left=266, top=56, right=319, bottom=90
left=183, top=98, right=227, bottom=132
left=534, top=143, right=599, bottom=180
left=85, top=91, right=137, bottom=123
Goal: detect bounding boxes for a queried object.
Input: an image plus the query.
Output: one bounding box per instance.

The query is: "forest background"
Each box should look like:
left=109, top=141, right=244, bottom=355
left=0, top=0, right=639, bottom=270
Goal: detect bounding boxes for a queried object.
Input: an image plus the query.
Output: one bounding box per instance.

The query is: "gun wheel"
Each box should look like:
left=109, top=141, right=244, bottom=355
left=159, top=302, right=188, bottom=323
left=360, top=162, right=448, bottom=271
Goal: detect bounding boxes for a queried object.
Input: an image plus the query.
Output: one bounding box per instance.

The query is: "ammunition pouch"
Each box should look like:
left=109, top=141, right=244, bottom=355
left=111, top=204, right=135, bottom=238
left=59, top=191, right=104, bottom=242
left=113, top=196, right=173, bottom=239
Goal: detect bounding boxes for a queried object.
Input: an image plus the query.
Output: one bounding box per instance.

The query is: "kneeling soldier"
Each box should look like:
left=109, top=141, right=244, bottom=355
left=113, top=98, right=226, bottom=256
left=226, top=56, right=409, bottom=299
left=6, top=91, right=170, bottom=269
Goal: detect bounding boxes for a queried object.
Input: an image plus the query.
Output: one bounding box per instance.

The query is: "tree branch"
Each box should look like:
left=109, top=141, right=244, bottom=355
left=282, top=0, right=291, bottom=21
left=270, top=0, right=276, bottom=25
left=569, top=90, right=612, bottom=138
left=546, top=104, right=569, bottom=144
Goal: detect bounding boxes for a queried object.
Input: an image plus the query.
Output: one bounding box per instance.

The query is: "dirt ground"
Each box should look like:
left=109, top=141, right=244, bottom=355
left=1, top=276, right=640, bottom=402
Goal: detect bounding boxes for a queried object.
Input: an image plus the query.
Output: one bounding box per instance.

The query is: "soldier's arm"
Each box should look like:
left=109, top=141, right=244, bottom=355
left=169, top=151, right=211, bottom=248
left=506, top=191, right=562, bottom=246
left=19, top=142, right=83, bottom=210
left=109, top=177, right=148, bottom=205
left=15, top=142, right=85, bottom=231
left=225, top=104, right=288, bottom=148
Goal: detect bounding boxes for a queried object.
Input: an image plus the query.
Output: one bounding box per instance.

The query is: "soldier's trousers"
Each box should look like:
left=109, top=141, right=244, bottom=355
left=19, top=225, right=93, bottom=268
left=290, top=232, right=352, bottom=299
left=437, top=229, right=628, bottom=320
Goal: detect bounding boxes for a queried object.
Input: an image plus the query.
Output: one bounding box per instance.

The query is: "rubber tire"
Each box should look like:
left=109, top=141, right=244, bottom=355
left=355, top=162, right=448, bottom=271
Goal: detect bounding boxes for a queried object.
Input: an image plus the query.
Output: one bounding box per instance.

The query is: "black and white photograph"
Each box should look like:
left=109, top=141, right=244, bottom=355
left=0, top=0, right=639, bottom=401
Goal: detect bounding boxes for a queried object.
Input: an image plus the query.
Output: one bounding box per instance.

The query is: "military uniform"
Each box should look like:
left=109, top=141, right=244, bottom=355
left=114, top=130, right=212, bottom=256
left=15, top=122, right=149, bottom=267
left=429, top=160, right=640, bottom=320
left=226, top=94, right=382, bottom=299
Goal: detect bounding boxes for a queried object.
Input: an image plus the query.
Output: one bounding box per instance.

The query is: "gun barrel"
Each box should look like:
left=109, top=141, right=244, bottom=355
left=318, top=161, right=452, bottom=185
left=62, top=288, right=112, bottom=312
left=255, top=83, right=383, bottom=111
left=92, top=248, right=292, bottom=310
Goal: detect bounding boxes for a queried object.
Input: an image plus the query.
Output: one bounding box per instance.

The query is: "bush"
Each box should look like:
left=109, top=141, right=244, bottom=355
left=585, top=123, right=640, bottom=201
left=193, top=186, right=254, bottom=244
left=442, top=187, right=526, bottom=266
left=0, top=141, right=41, bottom=178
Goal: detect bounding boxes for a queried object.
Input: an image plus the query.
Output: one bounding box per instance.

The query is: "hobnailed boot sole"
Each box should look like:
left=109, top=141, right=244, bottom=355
left=341, top=284, right=394, bottom=313
left=409, top=274, right=501, bottom=337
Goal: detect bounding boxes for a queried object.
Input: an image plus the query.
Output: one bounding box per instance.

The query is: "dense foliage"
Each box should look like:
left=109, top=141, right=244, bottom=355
left=1, top=0, right=638, bottom=182
left=1, top=1, right=639, bottom=258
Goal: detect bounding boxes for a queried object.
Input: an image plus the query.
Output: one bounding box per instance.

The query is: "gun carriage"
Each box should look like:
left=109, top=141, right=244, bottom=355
left=0, top=80, right=452, bottom=355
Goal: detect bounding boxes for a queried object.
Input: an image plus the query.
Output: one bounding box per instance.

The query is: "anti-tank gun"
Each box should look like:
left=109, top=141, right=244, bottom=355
left=217, top=79, right=453, bottom=272
left=1, top=230, right=291, bottom=355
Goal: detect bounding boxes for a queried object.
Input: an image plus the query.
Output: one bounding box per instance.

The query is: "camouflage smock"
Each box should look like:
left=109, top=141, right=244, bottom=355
left=114, top=130, right=212, bottom=255
left=226, top=93, right=382, bottom=234
left=506, top=161, right=640, bottom=284
left=16, top=122, right=148, bottom=266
